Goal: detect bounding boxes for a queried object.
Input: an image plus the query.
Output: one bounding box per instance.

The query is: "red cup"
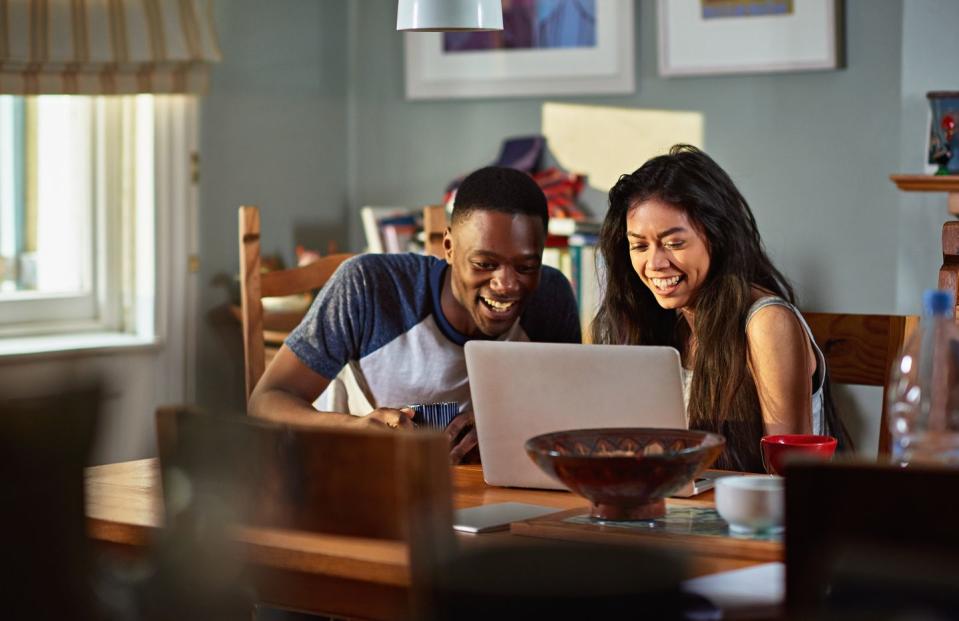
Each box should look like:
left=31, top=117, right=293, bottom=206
left=760, top=434, right=837, bottom=475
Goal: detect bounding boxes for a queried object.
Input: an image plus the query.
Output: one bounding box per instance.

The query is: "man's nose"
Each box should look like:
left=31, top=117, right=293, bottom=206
left=490, top=267, right=519, bottom=295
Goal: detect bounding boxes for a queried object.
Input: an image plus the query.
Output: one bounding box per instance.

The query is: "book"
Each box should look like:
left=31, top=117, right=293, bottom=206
left=360, top=206, right=415, bottom=253
left=547, top=218, right=601, bottom=237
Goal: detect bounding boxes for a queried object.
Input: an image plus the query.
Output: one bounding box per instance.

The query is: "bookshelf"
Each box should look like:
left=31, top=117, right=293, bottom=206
left=542, top=219, right=603, bottom=337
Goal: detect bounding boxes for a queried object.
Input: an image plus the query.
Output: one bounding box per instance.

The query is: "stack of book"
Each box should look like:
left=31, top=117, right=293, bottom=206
left=542, top=219, right=605, bottom=336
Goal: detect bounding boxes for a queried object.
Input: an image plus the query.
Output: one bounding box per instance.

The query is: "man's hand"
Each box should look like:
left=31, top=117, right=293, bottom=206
left=446, top=411, right=477, bottom=464
left=355, top=406, right=415, bottom=430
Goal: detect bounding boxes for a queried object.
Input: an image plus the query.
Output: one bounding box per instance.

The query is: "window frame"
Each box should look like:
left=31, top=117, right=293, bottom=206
left=0, top=95, right=198, bottom=399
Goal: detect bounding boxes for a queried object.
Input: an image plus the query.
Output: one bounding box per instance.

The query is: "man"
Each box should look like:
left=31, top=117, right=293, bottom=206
left=249, top=167, right=581, bottom=462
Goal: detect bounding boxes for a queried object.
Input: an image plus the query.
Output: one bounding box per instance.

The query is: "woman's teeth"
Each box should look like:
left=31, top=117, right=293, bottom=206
left=651, top=275, right=682, bottom=290
left=482, top=296, right=514, bottom=311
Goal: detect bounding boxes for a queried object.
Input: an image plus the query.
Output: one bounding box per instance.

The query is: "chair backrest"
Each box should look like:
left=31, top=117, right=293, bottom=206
left=786, top=460, right=959, bottom=617
left=422, top=204, right=448, bottom=258
left=0, top=385, right=101, bottom=619
left=156, top=406, right=457, bottom=616
left=802, top=312, right=919, bottom=454
left=238, top=205, right=354, bottom=401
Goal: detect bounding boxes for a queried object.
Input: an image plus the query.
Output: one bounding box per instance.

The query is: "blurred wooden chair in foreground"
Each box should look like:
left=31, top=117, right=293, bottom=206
left=802, top=312, right=918, bottom=454
left=786, top=460, right=959, bottom=618
left=155, top=406, right=456, bottom=619
left=238, top=205, right=354, bottom=402
left=0, top=385, right=101, bottom=619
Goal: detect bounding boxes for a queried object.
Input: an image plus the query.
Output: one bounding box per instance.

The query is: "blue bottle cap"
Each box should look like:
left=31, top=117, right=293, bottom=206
left=923, top=289, right=955, bottom=316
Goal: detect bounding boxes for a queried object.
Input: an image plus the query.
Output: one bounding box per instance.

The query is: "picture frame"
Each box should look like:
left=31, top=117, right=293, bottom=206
left=657, top=0, right=844, bottom=77
left=403, top=0, right=634, bottom=100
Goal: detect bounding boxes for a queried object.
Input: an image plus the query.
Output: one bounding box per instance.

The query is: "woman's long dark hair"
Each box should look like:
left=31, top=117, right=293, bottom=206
left=592, top=145, right=850, bottom=471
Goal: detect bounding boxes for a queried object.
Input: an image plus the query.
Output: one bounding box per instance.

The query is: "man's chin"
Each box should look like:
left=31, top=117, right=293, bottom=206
left=472, top=315, right=516, bottom=338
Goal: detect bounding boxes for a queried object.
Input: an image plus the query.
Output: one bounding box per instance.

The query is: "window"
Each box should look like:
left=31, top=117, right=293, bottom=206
left=0, top=95, right=157, bottom=338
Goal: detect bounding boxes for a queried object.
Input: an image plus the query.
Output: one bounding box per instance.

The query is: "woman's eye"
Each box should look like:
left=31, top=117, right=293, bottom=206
left=664, top=240, right=685, bottom=250
left=629, top=244, right=647, bottom=252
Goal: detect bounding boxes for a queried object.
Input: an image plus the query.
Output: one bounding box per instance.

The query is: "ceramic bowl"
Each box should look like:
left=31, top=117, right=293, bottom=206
left=524, top=428, right=725, bottom=521
left=714, top=475, right=784, bottom=534
left=760, top=434, right=837, bottom=475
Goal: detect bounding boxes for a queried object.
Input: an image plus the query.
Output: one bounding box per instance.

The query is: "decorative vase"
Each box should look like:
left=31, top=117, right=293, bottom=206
left=927, top=91, right=959, bottom=175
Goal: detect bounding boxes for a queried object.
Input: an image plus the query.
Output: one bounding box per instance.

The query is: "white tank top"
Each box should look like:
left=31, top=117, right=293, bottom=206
left=680, top=296, right=826, bottom=435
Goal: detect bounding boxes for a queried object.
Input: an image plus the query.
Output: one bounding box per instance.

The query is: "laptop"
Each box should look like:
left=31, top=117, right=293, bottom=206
left=465, top=341, right=688, bottom=490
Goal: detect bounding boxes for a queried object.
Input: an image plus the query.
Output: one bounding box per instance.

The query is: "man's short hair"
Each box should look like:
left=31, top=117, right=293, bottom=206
left=451, top=167, right=548, bottom=232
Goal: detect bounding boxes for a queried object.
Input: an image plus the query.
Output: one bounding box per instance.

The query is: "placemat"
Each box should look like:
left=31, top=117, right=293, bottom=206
left=564, top=506, right=782, bottom=542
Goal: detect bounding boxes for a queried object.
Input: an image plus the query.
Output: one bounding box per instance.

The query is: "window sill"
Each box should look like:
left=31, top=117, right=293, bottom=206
left=0, top=332, right=160, bottom=360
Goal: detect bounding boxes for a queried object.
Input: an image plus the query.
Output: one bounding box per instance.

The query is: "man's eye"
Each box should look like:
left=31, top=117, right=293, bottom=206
left=517, top=264, right=540, bottom=274
left=473, top=262, right=496, bottom=270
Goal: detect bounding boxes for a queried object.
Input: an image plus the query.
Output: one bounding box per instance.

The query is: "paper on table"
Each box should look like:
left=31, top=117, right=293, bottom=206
left=682, top=562, right=784, bottom=617
left=453, top=503, right=561, bottom=534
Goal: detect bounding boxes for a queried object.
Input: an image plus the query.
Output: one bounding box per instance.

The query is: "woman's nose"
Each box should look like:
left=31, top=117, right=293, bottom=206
left=649, top=245, right=670, bottom=270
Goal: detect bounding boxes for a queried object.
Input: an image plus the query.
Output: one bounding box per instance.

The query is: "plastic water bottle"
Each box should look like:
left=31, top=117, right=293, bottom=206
left=887, top=289, right=959, bottom=466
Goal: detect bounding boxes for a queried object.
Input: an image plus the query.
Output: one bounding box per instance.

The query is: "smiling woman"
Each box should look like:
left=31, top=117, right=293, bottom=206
left=592, top=145, right=851, bottom=471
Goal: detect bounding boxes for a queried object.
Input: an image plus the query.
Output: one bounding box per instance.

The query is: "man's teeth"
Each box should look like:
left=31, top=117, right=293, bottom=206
left=652, top=275, right=682, bottom=289
left=482, top=296, right=514, bottom=311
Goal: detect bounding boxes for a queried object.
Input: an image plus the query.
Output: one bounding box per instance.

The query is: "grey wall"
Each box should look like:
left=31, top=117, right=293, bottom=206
left=896, top=0, right=959, bottom=313
left=197, top=0, right=350, bottom=412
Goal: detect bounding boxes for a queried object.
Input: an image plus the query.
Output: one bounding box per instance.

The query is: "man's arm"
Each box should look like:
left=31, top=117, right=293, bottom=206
left=248, top=345, right=413, bottom=430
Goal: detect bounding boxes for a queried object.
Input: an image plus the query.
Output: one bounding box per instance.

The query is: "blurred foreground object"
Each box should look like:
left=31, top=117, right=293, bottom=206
left=0, top=384, right=101, bottom=619
left=787, top=460, right=959, bottom=618
left=156, top=406, right=455, bottom=618
left=424, top=540, right=690, bottom=620
left=886, top=289, right=959, bottom=465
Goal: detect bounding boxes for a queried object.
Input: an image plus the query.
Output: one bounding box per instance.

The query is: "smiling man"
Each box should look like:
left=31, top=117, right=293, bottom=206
left=248, top=167, right=581, bottom=463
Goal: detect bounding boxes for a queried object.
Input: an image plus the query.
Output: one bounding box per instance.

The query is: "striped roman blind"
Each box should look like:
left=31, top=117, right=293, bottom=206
left=0, top=0, right=221, bottom=95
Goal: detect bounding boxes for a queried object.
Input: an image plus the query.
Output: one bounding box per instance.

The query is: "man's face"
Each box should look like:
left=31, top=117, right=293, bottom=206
left=444, top=210, right=545, bottom=338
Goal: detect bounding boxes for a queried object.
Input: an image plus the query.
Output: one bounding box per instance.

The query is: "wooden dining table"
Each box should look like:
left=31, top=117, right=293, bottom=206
left=86, top=458, right=781, bottom=618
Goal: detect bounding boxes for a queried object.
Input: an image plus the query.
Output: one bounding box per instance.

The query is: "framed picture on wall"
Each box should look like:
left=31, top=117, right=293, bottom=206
left=404, top=0, right=634, bottom=100
left=658, top=0, right=844, bottom=77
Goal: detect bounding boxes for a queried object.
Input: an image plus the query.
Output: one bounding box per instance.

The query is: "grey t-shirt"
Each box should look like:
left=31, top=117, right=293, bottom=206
left=285, top=253, right=581, bottom=415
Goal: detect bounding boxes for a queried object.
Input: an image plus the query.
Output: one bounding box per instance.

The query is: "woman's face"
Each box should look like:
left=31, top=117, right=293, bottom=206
left=625, top=198, right=711, bottom=311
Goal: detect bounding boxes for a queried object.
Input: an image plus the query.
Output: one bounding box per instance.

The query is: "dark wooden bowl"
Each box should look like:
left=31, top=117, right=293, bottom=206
left=525, top=428, right=725, bottom=520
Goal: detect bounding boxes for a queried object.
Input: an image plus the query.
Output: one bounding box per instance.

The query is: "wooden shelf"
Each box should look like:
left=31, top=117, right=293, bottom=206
left=890, top=174, right=959, bottom=299
left=890, top=174, right=959, bottom=193
left=891, top=174, right=959, bottom=216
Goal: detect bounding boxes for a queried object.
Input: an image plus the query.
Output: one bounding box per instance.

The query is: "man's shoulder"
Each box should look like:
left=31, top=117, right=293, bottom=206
left=342, top=252, right=436, bottom=279
left=535, top=265, right=576, bottom=300
left=519, top=265, right=581, bottom=343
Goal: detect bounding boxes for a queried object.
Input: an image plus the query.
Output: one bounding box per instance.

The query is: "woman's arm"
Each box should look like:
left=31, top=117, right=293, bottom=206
left=746, top=305, right=817, bottom=435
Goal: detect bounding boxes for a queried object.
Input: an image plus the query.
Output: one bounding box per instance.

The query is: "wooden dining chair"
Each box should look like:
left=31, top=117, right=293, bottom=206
left=155, top=406, right=456, bottom=619
left=238, top=205, right=354, bottom=402
left=802, top=312, right=919, bottom=455
left=1, top=385, right=102, bottom=619
left=422, top=204, right=448, bottom=259
left=786, top=460, right=959, bottom=617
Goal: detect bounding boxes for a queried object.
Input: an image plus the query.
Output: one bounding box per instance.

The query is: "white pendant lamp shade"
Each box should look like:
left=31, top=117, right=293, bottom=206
left=397, top=0, right=504, bottom=32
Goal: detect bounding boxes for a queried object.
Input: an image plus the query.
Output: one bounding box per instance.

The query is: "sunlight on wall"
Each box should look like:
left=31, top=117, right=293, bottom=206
left=541, top=102, right=704, bottom=192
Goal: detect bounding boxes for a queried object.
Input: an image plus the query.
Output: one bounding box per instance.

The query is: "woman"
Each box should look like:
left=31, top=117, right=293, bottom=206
left=593, top=145, right=850, bottom=471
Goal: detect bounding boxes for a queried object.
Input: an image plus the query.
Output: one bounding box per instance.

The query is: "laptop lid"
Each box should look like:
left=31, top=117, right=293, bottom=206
left=465, top=341, right=685, bottom=490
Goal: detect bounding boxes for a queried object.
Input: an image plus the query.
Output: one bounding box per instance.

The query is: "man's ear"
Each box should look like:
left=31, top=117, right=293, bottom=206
left=443, top=227, right=453, bottom=261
